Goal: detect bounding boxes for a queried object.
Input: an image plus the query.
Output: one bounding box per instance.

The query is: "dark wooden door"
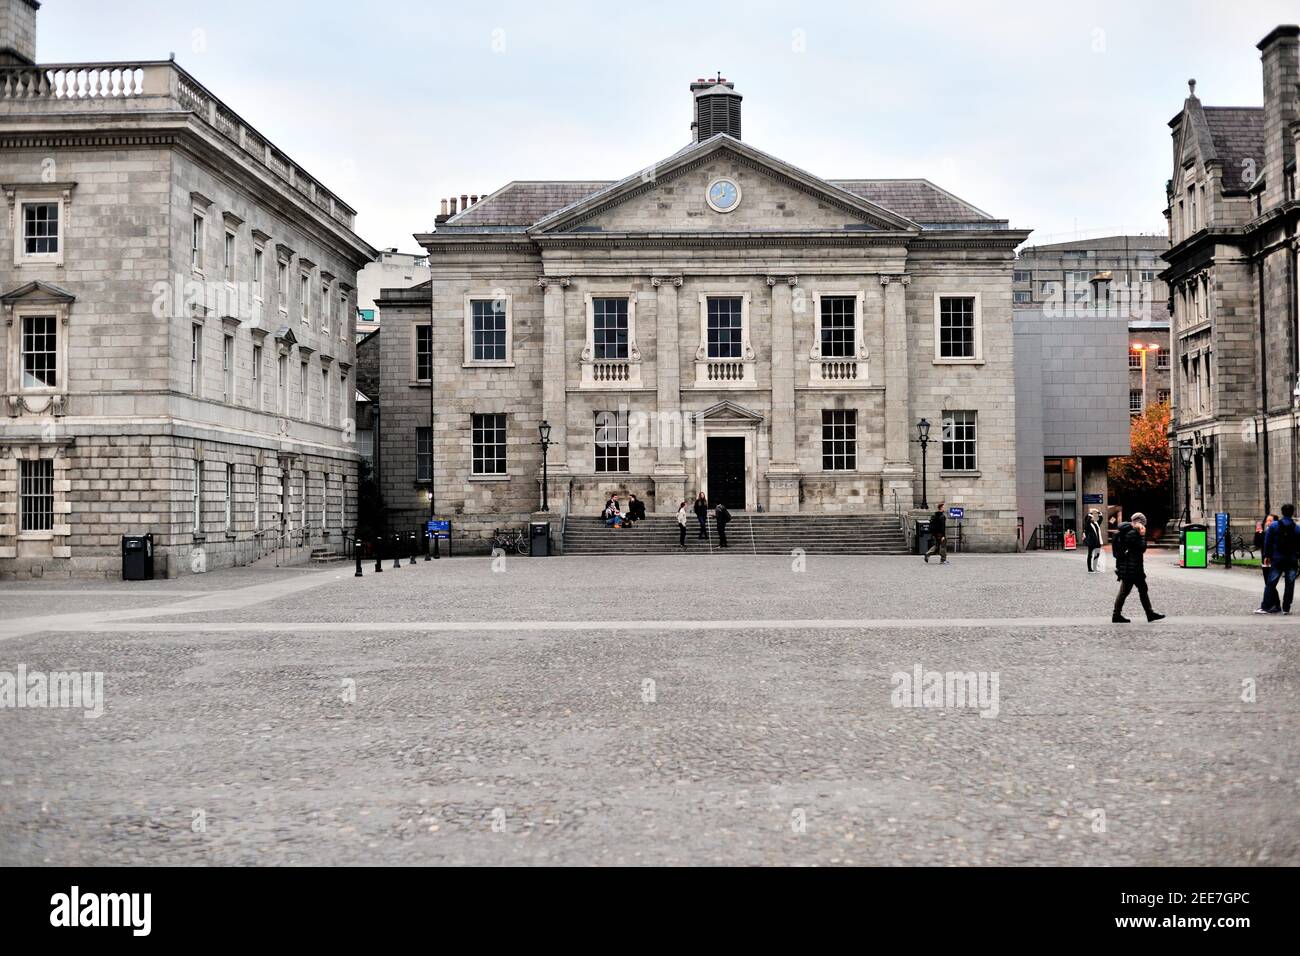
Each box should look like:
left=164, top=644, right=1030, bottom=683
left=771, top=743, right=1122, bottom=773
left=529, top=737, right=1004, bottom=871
left=707, top=437, right=746, bottom=510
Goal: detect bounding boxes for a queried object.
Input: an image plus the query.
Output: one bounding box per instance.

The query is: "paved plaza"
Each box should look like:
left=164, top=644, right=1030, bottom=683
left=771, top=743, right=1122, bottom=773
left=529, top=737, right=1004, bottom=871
left=0, top=550, right=1296, bottom=866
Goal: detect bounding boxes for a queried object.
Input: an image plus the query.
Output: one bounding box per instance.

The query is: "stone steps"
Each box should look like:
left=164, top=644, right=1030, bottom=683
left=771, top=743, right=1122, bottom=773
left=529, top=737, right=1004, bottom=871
left=563, top=513, right=908, bottom=555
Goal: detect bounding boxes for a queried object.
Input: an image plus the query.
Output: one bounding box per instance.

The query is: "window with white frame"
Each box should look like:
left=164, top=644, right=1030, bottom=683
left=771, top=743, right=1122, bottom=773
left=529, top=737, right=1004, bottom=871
left=1128, top=350, right=1142, bottom=370
left=935, top=296, right=980, bottom=362
left=339, top=291, right=348, bottom=338
left=594, top=410, right=629, bottom=473
left=1157, top=389, right=1171, bottom=405
left=1129, top=389, right=1143, bottom=414
left=223, top=463, right=233, bottom=531
left=706, top=296, right=744, bottom=358
left=19, top=459, right=54, bottom=533
left=277, top=259, right=289, bottom=312
left=22, top=201, right=59, bottom=257
left=321, top=367, right=329, bottom=423
left=300, top=273, right=310, bottom=326
left=253, top=246, right=265, bottom=298
left=941, top=411, right=978, bottom=471
left=222, top=334, right=234, bottom=403
left=416, top=427, right=432, bottom=481
left=471, top=413, right=507, bottom=475
left=20, top=314, right=57, bottom=389
left=819, top=296, right=857, bottom=357
left=190, top=324, right=203, bottom=395
left=592, top=298, right=630, bottom=359
left=466, top=298, right=509, bottom=363
left=300, top=361, right=309, bottom=419
left=821, top=409, right=857, bottom=471
left=1013, top=270, right=1031, bottom=283
left=224, top=231, right=235, bottom=283
left=1156, top=347, right=1170, bottom=370
left=277, top=353, right=287, bottom=412
left=192, top=460, right=203, bottom=532
left=254, top=465, right=263, bottom=532
left=1013, top=290, right=1032, bottom=304
left=252, top=344, right=262, bottom=407
left=191, top=213, right=204, bottom=272
left=414, top=324, right=432, bottom=381
left=321, top=282, right=331, bottom=334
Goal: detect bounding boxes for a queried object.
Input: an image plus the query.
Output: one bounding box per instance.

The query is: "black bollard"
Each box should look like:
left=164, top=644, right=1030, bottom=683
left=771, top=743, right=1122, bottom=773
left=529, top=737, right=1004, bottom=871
left=433, top=531, right=440, bottom=559
left=424, top=528, right=431, bottom=561
left=393, top=533, right=401, bottom=569
left=374, top=537, right=382, bottom=573
left=409, top=531, right=417, bottom=564
left=354, top=535, right=363, bottom=577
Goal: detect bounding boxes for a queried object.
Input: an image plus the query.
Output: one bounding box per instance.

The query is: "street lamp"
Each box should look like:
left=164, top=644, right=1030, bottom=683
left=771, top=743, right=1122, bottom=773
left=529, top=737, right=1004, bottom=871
left=538, top=421, right=552, bottom=512
left=916, top=418, right=932, bottom=510
left=1178, top=441, right=1194, bottom=524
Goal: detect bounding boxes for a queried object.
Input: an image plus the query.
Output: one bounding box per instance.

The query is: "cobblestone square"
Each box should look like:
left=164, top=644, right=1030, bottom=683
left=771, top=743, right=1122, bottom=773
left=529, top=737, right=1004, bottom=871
left=0, top=551, right=1295, bottom=866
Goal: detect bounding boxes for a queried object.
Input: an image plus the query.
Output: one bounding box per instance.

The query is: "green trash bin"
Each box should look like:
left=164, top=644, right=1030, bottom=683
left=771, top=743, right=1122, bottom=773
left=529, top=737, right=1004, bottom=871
left=1181, top=524, right=1208, bottom=569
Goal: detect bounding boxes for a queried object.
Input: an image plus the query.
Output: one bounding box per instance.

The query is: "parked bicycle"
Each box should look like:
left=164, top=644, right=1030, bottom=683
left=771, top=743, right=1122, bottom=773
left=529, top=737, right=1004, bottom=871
left=492, top=527, right=530, bottom=555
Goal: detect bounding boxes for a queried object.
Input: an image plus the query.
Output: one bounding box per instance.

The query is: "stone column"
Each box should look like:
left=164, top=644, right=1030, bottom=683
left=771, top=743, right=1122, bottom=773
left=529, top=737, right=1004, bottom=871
left=651, top=275, right=687, bottom=510
left=766, top=274, right=801, bottom=511
left=539, top=276, right=570, bottom=509
left=881, top=274, right=915, bottom=505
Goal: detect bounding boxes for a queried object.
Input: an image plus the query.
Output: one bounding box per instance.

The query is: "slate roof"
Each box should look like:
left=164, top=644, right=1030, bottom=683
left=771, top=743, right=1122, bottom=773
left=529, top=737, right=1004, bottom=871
left=1202, top=107, right=1265, bottom=193
left=443, top=167, right=997, bottom=228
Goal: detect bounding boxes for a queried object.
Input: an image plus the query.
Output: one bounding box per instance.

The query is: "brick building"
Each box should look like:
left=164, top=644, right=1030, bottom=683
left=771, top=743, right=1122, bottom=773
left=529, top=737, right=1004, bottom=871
left=378, top=77, right=1030, bottom=551
left=0, top=0, right=374, bottom=577
left=1163, top=25, right=1300, bottom=531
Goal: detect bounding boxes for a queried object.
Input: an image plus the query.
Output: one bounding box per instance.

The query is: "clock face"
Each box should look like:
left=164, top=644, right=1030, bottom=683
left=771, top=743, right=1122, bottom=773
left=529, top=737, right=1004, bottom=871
left=706, top=178, right=741, bottom=212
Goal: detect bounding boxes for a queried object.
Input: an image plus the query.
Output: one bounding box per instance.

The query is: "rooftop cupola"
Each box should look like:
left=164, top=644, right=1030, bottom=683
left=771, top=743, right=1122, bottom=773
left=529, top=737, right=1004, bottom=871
left=690, top=75, right=741, bottom=141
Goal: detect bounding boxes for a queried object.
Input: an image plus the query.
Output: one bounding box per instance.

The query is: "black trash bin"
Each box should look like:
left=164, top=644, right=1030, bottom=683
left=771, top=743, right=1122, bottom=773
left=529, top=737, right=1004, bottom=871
left=529, top=521, right=551, bottom=557
left=915, top=519, right=932, bottom=556
left=122, top=533, right=154, bottom=581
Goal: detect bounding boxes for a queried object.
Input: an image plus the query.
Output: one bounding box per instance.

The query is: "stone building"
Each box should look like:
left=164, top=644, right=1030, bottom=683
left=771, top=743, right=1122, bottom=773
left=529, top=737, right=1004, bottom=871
left=355, top=247, right=429, bottom=340
left=378, top=77, right=1029, bottom=550
left=1163, top=25, right=1300, bottom=531
left=0, top=0, right=374, bottom=578
left=1014, top=235, right=1172, bottom=415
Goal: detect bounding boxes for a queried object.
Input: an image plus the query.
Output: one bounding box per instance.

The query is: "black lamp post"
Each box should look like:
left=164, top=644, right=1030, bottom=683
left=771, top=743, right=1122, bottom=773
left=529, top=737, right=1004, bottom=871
left=916, top=418, right=932, bottom=510
left=1178, top=441, right=1194, bottom=524
left=538, top=420, right=552, bottom=512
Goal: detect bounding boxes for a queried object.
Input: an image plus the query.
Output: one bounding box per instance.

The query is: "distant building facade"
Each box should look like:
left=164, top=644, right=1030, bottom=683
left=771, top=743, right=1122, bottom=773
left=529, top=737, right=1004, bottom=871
left=378, top=78, right=1029, bottom=551
left=354, top=248, right=428, bottom=340
left=0, top=0, right=374, bottom=578
left=1163, top=25, right=1300, bottom=530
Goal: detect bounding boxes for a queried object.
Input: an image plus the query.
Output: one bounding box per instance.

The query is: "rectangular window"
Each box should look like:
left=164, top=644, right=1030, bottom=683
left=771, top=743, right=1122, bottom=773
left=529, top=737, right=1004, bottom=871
left=252, top=343, right=262, bottom=407
left=192, top=460, right=203, bottom=532
left=471, top=413, right=507, bottom=475
left=222, top=334, right=234, bottom=403
left=340, top=292, right=348, bottom=337
left=1013, top=270, right=1031, bottom=283
left=1128, top=350, right=1142, bottom=369
left=321, top=368, right=330, bottom=423
left=594, top=410, right=630, bottom=473
left=592, top=297, right=629, bottom=360
left=1012, top=290, right=1032, bottom=304
left=23, top=202, right=59, bottom=256
left=821, top=409, right=857, bottom=471
left=224, top=231, right=235, bottom=282
left=415, top=325, right=432, bottom=381
left=300, top=273, right=310, bottom=325
left=191, top=214, right=204, bottom=270
left=277, top=354, right=287, bottom=411
left=18, top=459, right=54, bottom=533
left=1157, top=389, right=1171, bottom=405
left=416, top=426, right=432, bottom=481
left=224, top=463, right=233, bottom=531
left=706, top=296, right=743, bottom=359
left=819, top=296, right=856, bottom=358
left=300, top=362, right=309, bottom=419
left=1130, top=389, right=1143, bottom=413
left=20, top=314, right=57, bottom=389
left=190, top=324, right=203, bottom=395
left=322, top=283, right=331, bottom=334
left=277, top=260, right=289, bottom=309
left=938, top=297, right=976, bottom=359
left=1156, top=347, right=1170, bottom=370
left=253, top=247, right=264, bottom=297
left=941, top=411, right=977, bottom=471
left=470, top=300, right=507, bottom=361
left=254, top=465, right=263, bottom=532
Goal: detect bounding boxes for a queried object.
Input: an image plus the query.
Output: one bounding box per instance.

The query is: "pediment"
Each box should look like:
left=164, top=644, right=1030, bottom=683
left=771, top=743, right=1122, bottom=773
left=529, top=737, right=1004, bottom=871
left=531, top=136, right=919, bottom=236
left=1, top=280, right=75, bottom=305
left=273, top=326, right=297, bottom=346
left=695, top=399, right=765, bottom=424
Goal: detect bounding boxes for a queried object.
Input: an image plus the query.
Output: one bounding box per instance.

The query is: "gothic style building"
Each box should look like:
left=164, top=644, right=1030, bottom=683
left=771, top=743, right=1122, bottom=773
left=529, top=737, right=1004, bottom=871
left=0, top=0, right=374, bottom=577
left=1163, top=25, right=1300, bottom=530
left=379, top=78, right=1029, bottom=550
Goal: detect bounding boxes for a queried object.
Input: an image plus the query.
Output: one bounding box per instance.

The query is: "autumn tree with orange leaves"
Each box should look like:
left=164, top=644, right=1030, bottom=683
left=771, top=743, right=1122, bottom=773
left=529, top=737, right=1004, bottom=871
left=1108, top=401, right=1172, bottom=532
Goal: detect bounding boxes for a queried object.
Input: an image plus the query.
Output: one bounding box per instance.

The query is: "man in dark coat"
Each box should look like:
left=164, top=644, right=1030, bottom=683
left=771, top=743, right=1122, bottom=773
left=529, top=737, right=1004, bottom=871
left=714, top=503, right=731, bottom=549
left=1083, top=510, right=1103, bottom=573
left=924, top=501, right=948, bottom=564
left=1259, top=503, right=1298, bottom=614
left=693, top=492, right=710, bottom=539
left=1112, top=512, right=1166, bottom=623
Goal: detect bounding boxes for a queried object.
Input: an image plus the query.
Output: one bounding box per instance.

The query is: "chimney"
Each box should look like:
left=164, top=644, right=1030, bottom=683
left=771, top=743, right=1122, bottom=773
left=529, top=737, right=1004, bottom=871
left=0, top=0, right=39, bottom=67
left=1256, top=25, right=1300, bottom=210
left=470, top=194, right=478, bottom=205
left=460, top=193, right=468, bottom=213
left=690, top=75, right=741, bottom=142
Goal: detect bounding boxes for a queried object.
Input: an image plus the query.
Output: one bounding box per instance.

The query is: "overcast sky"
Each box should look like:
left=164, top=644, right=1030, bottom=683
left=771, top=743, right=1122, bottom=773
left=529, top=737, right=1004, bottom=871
left=37, top=0, right=1300, bottom=252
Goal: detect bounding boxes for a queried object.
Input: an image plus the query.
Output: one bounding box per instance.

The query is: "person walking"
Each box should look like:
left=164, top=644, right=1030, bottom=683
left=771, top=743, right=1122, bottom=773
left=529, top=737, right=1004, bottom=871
left=693, top=492, right=710, bottom=539
left=714, top=502, right=732, bottom=549
left=676, top=500, right=689, bottom=548
left=1256, top=513, right=1278, bottom=610
left=1112, top=512, right=1166, bottom=623
left=1258, top=506, right=1297, bottom=615
left=924, top=502, right=948, bottom=564
left=1083, top=510, right=1104, bottom=573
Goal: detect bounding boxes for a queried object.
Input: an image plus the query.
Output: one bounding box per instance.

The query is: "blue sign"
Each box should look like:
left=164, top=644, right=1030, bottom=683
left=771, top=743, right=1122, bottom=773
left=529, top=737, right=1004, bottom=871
left=948, top=507, right=965, bottom=520
left=1083, top=494, right=1104, bottom=505
left=1215, top=512, right=1229, bottom=557
left=426, top=519, right=451, bottom=538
